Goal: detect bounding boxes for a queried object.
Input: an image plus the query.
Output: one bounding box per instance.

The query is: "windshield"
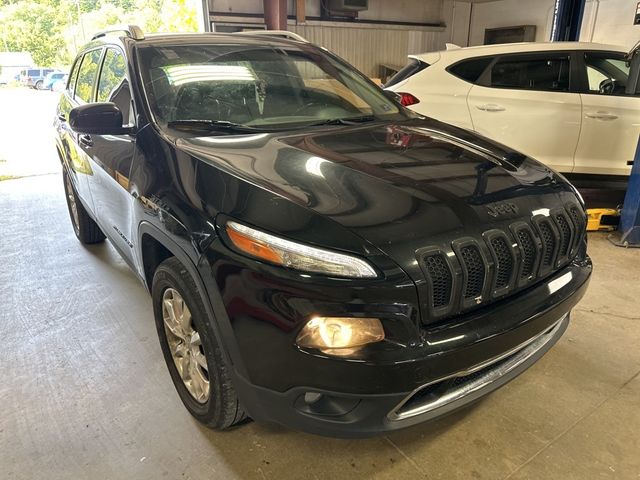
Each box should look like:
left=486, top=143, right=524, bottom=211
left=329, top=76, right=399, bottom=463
left=138, top=42, right=407, bottom=132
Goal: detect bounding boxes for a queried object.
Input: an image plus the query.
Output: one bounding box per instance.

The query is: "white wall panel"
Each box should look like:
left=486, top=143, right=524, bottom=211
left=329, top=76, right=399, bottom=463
left=290, top=24, right=444, bottom=76
left=580, top=0, right=640, bottom=49
left=467, top=0, right=555, bottom=45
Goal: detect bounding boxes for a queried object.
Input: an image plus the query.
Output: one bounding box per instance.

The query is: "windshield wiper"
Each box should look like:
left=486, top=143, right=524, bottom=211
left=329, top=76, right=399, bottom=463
left=167, top=119, right=262, bottom=133
left=307, top=115, right=376, bottom=127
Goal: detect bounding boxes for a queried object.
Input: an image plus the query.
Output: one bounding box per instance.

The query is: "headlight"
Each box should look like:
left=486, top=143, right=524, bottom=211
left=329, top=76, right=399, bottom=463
left=296, top=316, right=385, bottom=355
left=224, top=221, right=378, bottom=278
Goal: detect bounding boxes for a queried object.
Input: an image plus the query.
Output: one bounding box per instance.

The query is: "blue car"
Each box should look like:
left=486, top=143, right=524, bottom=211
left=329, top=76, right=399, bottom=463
left=43, top=71, right=67, bottom=90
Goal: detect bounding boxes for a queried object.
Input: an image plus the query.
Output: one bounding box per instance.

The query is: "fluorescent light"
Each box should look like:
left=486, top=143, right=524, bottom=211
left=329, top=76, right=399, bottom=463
left=163, top=64, right=255, bottom=86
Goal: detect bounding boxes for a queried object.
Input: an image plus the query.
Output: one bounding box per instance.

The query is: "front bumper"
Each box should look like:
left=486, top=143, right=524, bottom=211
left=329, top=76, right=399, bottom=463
left=219, top=256, right=591, bottom=437
left=388, top=314, right=568, bottom=422
left=234, top=314, right=569, bottom=438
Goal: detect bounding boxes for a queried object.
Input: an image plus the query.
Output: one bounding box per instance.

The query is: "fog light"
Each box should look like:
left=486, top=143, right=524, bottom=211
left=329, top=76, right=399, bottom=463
left=296, top=317, right=385, bottom=354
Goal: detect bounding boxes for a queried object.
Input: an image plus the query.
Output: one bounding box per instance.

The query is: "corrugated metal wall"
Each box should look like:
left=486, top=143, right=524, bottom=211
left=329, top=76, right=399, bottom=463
left=289, top=24, right=445, bottom=77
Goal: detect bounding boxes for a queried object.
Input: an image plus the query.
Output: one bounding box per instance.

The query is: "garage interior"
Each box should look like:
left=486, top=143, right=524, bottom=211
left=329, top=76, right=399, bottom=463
left=1, top=0, right=639, bottom=479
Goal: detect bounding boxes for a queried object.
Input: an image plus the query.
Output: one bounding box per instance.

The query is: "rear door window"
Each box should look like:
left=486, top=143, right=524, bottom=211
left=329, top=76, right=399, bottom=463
left=489, top=54, right=571, bottom=92
left=75, top=49, right=103, bottom=103
left=448, top=57, right=493, bottom=83
left=28, top=69, right=39, bottom=77
left=384, top=59, right=429, bottom=88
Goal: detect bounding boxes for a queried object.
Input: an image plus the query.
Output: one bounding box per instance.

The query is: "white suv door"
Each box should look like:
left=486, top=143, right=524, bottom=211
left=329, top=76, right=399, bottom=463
left=466, top=53, right=582, bottom=174
left=573, top=50, right=640, bottom=176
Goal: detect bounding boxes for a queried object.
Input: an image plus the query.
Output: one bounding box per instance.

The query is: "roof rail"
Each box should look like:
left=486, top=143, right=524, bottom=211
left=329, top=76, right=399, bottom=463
left=233, top=30, right=308, bottom=43
left=91, top=24, right=145, bottom=41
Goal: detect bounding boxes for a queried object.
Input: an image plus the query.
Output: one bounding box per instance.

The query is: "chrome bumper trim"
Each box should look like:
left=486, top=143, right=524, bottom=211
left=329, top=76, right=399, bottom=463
left=388, top=314, right=569, bottom=421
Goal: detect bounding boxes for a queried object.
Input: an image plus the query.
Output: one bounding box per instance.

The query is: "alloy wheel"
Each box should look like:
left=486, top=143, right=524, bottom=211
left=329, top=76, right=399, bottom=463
left=162, top=288, right=210, bottom=403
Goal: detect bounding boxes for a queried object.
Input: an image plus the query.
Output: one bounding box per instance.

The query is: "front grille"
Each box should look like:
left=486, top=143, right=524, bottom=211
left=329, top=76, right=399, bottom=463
left=418, top=203, right=584, bottom=322
left=567, top=205, right=586, bottom=253
left=568, top=206, right=584, bottom=231
left=555, top=213, right=572, bottom=258
left=538, top=220, right=556, bottom=268
left=423, top=253, right=452, bottom=309
left=490, top=236, right=513, bottom=289
left=516, top=228, right=537, bottom=278
left=460, top=245, right=485, bottom=298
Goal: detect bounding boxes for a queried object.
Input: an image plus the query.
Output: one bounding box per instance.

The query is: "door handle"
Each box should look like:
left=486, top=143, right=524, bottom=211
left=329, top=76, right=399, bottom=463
left=476, top=103, right=505, bottom=112
left=79, top=134, right=93, bottom=147
left=585, top=111, right=618, bottom=120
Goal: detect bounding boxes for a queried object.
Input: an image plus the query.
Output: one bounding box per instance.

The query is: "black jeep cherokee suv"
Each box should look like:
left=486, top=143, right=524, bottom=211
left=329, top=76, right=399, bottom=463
left=54, top=26, right=591, bottom=438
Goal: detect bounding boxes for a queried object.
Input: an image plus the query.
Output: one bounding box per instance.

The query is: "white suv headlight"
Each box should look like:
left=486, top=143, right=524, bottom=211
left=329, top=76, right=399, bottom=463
left=224, top=221, right=378, bottom=279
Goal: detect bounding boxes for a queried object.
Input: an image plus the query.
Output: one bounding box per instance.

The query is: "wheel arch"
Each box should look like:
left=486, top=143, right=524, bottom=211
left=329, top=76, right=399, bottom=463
left=137, top=221, right=250, bottom=379
left=140, top=232, right=174, bottom=291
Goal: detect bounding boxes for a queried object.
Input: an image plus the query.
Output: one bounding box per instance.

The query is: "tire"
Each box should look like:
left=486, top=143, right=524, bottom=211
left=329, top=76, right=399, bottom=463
left=62, top=169, right=105, bottom=244
left=152, top=257, right=247, bottom=430
left=35, top=80, right=43, bottom=90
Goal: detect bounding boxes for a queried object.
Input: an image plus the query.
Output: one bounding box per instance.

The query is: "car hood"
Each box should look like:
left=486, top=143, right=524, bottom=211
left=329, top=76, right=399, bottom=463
left=176, top=117, right=577, bottom=269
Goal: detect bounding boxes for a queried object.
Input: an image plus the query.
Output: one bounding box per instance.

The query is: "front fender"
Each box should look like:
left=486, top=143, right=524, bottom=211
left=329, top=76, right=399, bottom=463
left=136, top=221, right=251, bottom=380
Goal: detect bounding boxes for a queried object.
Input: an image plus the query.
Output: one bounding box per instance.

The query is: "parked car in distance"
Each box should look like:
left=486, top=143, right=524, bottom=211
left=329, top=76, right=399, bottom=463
left=20, top=67, right=56, bottom=89
left=43, top=71, right=67, bottom=90
left=51, top=74, right=68, bottom=92
left=55, top=26, right=591, bottom=438
left=386, top=42, right=640, bottom=181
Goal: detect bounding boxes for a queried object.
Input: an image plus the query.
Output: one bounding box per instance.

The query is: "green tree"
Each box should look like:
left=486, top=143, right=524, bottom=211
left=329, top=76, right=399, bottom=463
left=0, top=0, right=200, bottom=68
left=0, top=1, right=70, bottom=66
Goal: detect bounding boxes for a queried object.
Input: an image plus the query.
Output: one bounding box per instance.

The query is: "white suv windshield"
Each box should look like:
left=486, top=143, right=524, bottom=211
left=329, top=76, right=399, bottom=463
left=138, top=42, right=405, bottom=131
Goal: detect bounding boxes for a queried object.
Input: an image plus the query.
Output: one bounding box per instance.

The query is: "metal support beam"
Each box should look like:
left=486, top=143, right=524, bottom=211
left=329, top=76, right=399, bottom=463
left=198, top=0, right=211, bottom=32
left=609, top=45, right=640, bottom=247
left=296, top=0, right=306, bottom=25
left=263, top=0, right=287, bottom=30
left=550, top=0, right=586, bottom=41
left=610, top=136, right=640, bottom=247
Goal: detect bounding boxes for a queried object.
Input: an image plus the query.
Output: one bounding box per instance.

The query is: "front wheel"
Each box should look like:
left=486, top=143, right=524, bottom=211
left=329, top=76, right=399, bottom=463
left=152, top=257, right=247, bottom=430
left=35, top=80, right=43, bottom=90
left=62, top=169, right=105, bottom=244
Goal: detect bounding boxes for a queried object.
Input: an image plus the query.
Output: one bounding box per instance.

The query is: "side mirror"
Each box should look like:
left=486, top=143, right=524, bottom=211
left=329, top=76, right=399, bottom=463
left=69, top=102, right=132, bottom=135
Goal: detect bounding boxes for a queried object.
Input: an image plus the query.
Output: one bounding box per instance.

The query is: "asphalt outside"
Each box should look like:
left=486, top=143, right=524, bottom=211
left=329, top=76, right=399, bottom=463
left=0, top=86, right=639, bottom=480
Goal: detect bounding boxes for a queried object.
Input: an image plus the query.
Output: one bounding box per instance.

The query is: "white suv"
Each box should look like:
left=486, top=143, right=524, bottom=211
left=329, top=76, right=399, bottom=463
left=386, top=42, right=640, bottom=179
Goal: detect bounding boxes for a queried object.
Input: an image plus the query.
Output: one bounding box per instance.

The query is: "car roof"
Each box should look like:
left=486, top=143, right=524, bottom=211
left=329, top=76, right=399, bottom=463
left=140, top=32, right=309, bottom=48
left=410, top=41, right=628, bottom=65
left=86, top=32, right=307, bottom=50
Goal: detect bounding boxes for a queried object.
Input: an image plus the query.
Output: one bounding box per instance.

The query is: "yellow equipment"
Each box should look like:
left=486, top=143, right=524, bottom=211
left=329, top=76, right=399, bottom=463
left=586, top=208, right=620, bottom=231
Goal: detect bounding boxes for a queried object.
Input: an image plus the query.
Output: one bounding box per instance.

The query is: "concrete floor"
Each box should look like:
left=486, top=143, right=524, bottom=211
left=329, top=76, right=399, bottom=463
left=1, top=174, right=639, bottom=480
